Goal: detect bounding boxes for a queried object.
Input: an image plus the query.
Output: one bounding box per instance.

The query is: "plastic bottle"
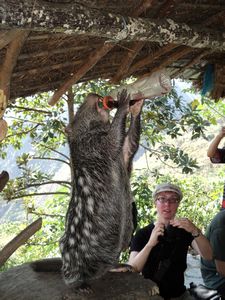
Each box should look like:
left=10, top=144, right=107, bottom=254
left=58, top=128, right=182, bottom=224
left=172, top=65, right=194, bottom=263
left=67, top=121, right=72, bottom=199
left=98, top=70, right=172, bottom=110
left=110, top=70, right=171, bottom=100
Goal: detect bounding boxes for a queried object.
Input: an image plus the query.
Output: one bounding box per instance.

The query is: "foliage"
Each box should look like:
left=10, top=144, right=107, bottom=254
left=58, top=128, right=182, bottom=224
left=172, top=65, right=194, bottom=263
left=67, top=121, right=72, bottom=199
left=141, top=88, right=209, bottom=174
left=0, top=191, right=68, bottom=271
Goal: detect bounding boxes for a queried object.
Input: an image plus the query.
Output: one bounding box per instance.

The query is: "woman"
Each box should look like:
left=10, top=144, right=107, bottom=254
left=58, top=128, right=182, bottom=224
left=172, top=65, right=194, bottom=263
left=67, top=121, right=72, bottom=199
left=128, top=182, right=212, bottom=300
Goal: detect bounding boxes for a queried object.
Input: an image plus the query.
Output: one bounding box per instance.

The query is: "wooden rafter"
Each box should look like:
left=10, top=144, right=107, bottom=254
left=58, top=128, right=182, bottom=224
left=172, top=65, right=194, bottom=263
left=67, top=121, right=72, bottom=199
left=156, top=0, right=176, bottom=18
left=0, top=29, right=26, bottom=50
left=179, top=3, right=225, bottom=10
left=48, top=43, right=114, bottom=105
left=111, top=42, right=146, bottom=83
left=211, top=64, right=225, bottom=100
left=11, top=80, right=65, bottom=99
left=128, top=44, right=178, bottom=76
left=13, top=59, right=83, bottom=78
left=0, top=218, right=42, bottom=267
left=18, top=45, right=90, bottom=60
left=131, top=0, right=155, bottom=17
left=0, top=30, right=29, bottom=119
left=0, top=31, right=29, bottom=96
left=173, top=50, right=211, bottom=78
left=142, top=46, right=193, bottom=78
left=202, top=10, right=225, bottom=27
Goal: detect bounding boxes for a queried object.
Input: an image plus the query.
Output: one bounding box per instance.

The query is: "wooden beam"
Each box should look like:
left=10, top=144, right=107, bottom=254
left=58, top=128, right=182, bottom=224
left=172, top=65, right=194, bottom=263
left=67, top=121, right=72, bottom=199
left=0, top=29, right=25, bottom=50
left=0, top=30, right=29, bottom=118
left=0, top=218, right=42, bottom=267
left=48, top=43, right=114, bottom=105
left=1, top=0, right=225, bottom=50
left=0, top=31, right=29, bottom=96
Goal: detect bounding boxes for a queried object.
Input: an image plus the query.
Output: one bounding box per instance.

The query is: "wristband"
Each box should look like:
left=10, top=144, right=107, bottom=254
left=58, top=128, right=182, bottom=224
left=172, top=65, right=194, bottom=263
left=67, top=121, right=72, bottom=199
left=192, top=229, right=201, bottom=238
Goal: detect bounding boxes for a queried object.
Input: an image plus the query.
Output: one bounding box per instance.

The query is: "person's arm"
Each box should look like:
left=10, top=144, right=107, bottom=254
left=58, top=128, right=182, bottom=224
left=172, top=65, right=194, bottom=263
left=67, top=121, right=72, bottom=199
left=170, top=218, right=212, bottom=260
left=128, top=246, right=153, bottom=272
left=215, top=260, right=225, bottom=277
left=191, top=235, right=212, bottom=260
left=209, top=227, right=225, bottom=276
left=128, top=222, right=165, bottom=272
left=207, top=126, right=225, bottom=158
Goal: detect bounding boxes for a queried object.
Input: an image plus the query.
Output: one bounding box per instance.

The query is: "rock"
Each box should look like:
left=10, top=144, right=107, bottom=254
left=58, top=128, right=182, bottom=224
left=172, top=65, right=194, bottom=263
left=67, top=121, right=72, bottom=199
left=185, top=254, right=204, bottom=288
left=0, top=262, right=162, bottom=300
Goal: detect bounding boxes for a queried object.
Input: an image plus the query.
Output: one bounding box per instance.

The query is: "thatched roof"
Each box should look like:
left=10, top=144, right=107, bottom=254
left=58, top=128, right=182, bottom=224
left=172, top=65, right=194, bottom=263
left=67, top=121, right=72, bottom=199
left=0, top=0, right=225, bottom=108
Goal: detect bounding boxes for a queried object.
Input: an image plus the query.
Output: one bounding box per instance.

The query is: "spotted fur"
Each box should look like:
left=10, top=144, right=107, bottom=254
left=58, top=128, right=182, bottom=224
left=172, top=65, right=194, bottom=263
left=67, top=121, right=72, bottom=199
left=60, top=90, right=142, bottom=288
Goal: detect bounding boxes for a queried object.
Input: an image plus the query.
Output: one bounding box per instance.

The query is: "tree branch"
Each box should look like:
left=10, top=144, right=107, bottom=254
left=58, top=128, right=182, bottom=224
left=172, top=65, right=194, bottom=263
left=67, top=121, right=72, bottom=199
left=5, top=116, right=45, bottom=125
left=29, top=211, right=64, bottom=218
left=38, top=143, right=70, bottom=160
left=26, top=241, right=58, bottom=246
left=5, top=124, right=40, bottom=138
left=32, top=156, right=70, bottom=166
left=16, top=180, right=71, bottom=192
left=7, top=104, right=53, bottom=115
left=7, top=192, right=70, bottom=201
left=140, top=144, right=180, bottom=170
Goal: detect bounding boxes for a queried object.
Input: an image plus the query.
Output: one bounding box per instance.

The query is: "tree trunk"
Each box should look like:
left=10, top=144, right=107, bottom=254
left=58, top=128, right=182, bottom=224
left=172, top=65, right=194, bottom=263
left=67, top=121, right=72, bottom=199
left=0, top=0, right=225, bottom=51
left=0, top=260, right=162, bottom=300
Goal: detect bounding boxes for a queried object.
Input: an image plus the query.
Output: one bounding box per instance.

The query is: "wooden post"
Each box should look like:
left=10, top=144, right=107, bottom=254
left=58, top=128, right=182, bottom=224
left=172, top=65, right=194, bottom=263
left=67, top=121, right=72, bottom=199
left=0, top=218, right=42, bottom=267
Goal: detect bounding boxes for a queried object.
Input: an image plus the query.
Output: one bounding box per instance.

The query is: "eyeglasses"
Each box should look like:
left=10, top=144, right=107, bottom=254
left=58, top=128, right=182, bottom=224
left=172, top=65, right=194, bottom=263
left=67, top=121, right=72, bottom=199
left=156, top=197, right=180, bottom=204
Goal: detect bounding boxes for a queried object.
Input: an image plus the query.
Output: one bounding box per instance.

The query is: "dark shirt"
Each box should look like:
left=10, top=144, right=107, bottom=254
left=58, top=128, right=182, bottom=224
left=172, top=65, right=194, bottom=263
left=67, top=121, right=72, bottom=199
left=201, top=210, right=225, bottom=291
left=130, top=223, right=193, bottom=298
left=210, top=149, right=225, bottom=163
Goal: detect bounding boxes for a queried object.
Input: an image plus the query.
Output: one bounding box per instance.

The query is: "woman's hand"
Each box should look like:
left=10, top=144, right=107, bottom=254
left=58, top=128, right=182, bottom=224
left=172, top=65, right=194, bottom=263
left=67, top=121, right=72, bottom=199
left=147, top=222, right=165, bottom=247
left=218, top=126, right=225, bottom=139
left=170, top=217, right=200, bottom=235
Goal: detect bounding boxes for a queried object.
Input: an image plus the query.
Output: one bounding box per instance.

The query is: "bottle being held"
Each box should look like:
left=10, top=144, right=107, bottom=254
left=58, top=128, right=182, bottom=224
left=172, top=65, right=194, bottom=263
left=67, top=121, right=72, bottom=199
left=98, top=70, right=172, bottom=110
